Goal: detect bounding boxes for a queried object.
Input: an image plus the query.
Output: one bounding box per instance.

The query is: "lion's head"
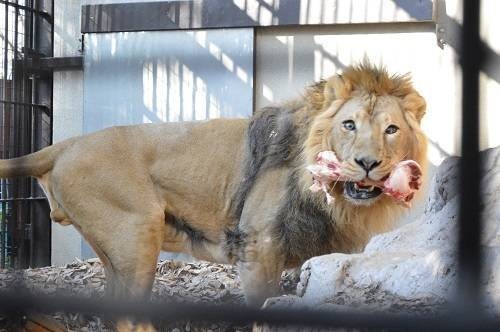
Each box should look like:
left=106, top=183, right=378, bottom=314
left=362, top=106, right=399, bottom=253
left=304, top=61, right=427, bottom=208
left=233, top=61, right=429, bottom=259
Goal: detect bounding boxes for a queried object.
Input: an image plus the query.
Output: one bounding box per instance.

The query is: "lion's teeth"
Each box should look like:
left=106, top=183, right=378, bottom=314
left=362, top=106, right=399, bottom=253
left=355, top=183, right=375, bottom=192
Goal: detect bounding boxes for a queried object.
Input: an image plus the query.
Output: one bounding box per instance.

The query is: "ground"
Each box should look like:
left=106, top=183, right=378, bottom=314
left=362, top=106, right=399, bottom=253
left=0, top=259, right=449, bottom=332
left=0, top=259, right=248, bottom=332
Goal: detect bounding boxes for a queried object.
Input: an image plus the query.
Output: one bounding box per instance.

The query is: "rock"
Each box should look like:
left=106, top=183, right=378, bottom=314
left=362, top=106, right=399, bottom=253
left=267, top=147, right=500, bottom=317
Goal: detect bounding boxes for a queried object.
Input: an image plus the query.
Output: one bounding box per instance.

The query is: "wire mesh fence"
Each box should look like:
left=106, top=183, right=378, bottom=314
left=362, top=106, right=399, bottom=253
left=0, top=0, right=52, bottom=270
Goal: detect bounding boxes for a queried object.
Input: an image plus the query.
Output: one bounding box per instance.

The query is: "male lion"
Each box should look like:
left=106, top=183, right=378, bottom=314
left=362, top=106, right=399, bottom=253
left=0, top=62, right=426, bottom=306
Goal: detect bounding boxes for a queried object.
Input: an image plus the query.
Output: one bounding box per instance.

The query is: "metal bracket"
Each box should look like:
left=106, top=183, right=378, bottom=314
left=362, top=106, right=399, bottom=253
left=434, top=0, right=447, bottom=48
left=24, top=223, right=32, bottom=240
left=36, top=57, right=84, bottom=71
left=18, top=56, right=83, bottom=73
left=78, top=34, right=85, bottom=54
left=434, top=0, right=460, bottom=50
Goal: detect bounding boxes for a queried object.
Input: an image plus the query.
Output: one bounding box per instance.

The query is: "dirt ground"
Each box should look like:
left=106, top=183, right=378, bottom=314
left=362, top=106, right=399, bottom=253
left=0, top=259, right=448, bottom=332
left=0, top=259, right=249, bottom=331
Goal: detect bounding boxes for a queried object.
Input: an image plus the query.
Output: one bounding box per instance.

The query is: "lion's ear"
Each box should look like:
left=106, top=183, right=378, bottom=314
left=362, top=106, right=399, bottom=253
left=323, top=75, right=352, bottom=108
left=403, top=92, right=426, bottom=123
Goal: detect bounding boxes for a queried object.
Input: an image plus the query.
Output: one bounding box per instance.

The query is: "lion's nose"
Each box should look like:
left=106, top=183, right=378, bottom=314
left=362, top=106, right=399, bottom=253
left=355, top=158, right=381, bottom=173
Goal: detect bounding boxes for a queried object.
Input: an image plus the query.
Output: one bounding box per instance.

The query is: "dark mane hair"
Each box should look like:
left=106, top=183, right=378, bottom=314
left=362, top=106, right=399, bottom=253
left=231, top=106, right=300, bottom=219
left=226, top=62, right=427, bottom=265
left=226, top=102, right=338, bottom=265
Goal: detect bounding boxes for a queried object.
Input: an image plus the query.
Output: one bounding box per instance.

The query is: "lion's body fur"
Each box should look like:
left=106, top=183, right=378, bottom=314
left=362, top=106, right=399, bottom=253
left=0, top=62, right=427, bottom=308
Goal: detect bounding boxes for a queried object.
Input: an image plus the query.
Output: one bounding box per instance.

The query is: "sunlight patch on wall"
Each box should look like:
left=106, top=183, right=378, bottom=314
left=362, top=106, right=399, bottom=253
left=168, top=59, right=181, bottom=122
left=262, top=84, right=274, bottom=103
left=427, top=144, right=448, bottom=167
left=257, top=28, right=462, bottom=158
left=84, top=29, right=253, bottom=132
left=195, top=77, right=208, bottom=120
left=182, top=64, right=195, bottom=122
left=481, top=73, right=500, bottom=150
left=155, top=61, right=168, bottom=121
left=299, top=0, right=412, bottom=25
left=232, top=0, right=278, bottom=25
left=142, top=61, right=154, bottom=113
left=236, top=66, right=249, bottom=84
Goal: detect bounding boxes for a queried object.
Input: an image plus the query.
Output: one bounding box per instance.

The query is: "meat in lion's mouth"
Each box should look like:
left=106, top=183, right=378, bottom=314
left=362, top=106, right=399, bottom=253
left=307, top=151, right=423, bottom=207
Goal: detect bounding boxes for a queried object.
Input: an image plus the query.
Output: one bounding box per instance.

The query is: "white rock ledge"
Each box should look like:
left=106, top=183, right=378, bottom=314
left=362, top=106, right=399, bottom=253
left=267, top=147, right=500, bottom=317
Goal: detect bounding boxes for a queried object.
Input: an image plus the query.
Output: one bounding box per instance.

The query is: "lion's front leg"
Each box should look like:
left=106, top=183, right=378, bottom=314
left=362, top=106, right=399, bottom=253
left=234, top=168, right=291, bottom=306
left=236, top=230, right=285, bottom=306
left=239, top=261, right=283, bottom=306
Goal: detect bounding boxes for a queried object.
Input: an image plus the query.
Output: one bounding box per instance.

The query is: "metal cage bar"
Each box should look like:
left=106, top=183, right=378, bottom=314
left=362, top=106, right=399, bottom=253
left=0, top=0, right=52, bottom=269
left=457, top=0, right=483, bottom=309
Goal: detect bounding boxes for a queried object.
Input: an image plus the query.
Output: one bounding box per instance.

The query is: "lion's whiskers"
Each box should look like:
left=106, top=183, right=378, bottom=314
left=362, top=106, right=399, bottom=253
left=330, top=177, right=342, bottom=192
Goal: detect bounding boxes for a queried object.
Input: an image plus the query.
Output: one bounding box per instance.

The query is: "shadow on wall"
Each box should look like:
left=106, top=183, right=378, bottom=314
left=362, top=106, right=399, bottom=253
left=254, top=0, right=433, bottom=105
left=81, top=0, right=444, bottom=132
left=81, top=0, right=461, bottom=193
left=83, top=28, right=254, bottom=132
left=84, top=0, right=496, bottom=130
left=78, top=0, right=500, bottom=203
left=81, top=0, right=434, bottom=30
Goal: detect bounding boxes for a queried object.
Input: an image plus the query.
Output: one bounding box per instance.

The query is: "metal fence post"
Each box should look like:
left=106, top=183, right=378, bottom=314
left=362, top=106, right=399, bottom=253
left=457, top=0, right=483, bottom=310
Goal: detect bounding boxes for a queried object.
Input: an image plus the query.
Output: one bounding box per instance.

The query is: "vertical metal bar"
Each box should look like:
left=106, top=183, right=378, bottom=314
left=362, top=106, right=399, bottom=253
left=16, top=0, right=32, bottom=268
left=13, top=1, right=18, bottom=159
left=0, top=0, right=55, bottom=269
left=252, top=27, right=257, bottom=114
left=0, top=201, right=5, bottom=268
left=1, top=0, right=10, bottom=269
left=12, top=0, right=18, bottom=197
left=11, top=0, right=23, bottom=268
left=29, top=0, right=37, bottom=267
left=11, top=0, right=24, bottom=267
left=2, top=2, right=7, bottom=105
left=31, top=0, right=52, bottom=267
left=13, top=1, right=18, bottom=102
left=458, top=0, right=482, bottom=308
left=49, top=0, right=53, bottom=147
left=13, top=0, right=23, bottom=267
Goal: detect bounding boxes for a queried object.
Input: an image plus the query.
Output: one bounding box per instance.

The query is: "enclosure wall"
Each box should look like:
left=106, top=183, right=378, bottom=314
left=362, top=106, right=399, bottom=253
left=50, top=0, right=500, bottom=265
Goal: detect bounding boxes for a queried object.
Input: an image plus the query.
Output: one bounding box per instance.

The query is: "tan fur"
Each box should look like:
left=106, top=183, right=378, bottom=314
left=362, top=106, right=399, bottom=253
left=0, top=62, right=427, bottom=318
left=301, top=61, right=427, bottom=253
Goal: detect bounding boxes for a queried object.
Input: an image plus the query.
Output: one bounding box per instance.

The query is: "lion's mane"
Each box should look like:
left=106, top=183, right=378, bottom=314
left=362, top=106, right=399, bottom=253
left=231, top=61, right=427, bottom=267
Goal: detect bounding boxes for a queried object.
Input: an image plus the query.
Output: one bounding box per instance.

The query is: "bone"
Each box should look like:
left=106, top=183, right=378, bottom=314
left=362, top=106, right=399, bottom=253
left=306, top=151, right=422, bottom=207
left=382, top=160, right=423, bottom=207
left=306, top=151, right=344, bottom=204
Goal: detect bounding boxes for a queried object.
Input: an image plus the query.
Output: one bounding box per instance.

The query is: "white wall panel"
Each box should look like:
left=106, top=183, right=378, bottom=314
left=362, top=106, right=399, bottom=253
left=83, top=29, right=253, bottom=133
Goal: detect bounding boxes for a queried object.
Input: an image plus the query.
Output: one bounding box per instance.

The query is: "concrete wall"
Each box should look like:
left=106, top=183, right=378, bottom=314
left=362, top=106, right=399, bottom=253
left=480, top=0, right=500, bottom=150
left=51, top=0, right=500, bottom=265
left=255, top=24, right=458, bottom=166
left=83, top=29, right=254, bottom=131
left=52, top=0, right=85, bottom=265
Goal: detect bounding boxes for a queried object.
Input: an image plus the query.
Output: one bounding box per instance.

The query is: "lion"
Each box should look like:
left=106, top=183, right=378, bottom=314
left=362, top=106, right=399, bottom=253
left=0, top=61, right=427, bottom=307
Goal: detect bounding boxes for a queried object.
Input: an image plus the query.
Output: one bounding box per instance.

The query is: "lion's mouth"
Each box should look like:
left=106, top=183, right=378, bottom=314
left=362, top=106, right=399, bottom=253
left=344, top=181, right=383, bottom=200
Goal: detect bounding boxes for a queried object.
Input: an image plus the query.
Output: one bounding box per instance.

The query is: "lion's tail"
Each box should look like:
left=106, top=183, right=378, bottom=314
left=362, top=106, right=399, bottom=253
left=0, top=140, right=71, bottom=178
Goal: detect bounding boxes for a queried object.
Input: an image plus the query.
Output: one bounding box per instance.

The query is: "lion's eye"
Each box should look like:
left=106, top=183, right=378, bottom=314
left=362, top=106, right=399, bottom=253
left=385, top=125, right=399, bottom=135
left=342, top=120, right=356, bottom=131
